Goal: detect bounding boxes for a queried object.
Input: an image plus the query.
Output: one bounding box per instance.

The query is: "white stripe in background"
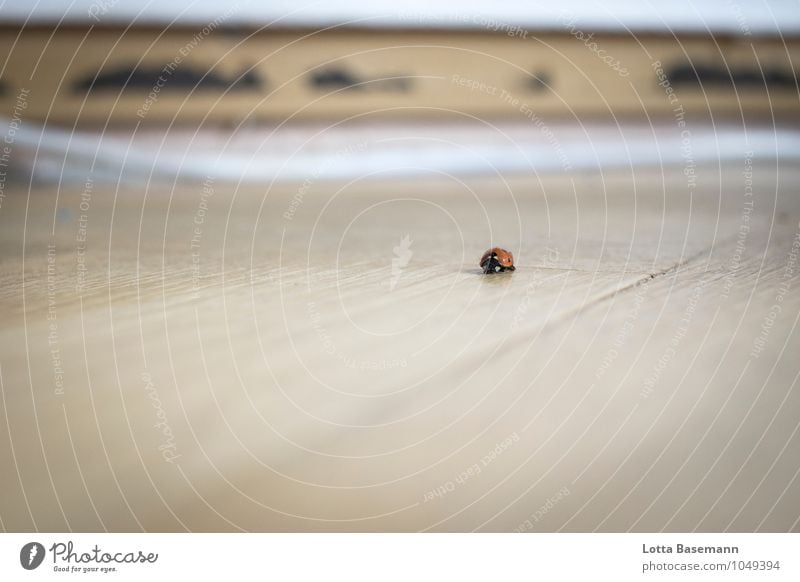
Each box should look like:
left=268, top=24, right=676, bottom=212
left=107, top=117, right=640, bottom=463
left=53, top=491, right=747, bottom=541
left=3, top=0, right=800, bottom=35
left=3, top=119, right=799, bottom=184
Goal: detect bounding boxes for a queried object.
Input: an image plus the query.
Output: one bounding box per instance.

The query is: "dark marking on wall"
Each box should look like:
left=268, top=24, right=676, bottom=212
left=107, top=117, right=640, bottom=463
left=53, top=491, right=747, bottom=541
left=310, top=68, right=412, bottom=92
left=665, top=64, right=797, bottom=90
left=74, top=65, right=264, bottom=93
left=527, top=71, right=552, bottom=92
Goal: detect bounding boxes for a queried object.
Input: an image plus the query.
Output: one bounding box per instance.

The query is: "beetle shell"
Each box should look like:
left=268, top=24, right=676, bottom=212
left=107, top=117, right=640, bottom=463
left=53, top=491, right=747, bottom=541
left=480, top=247, right=515, bottom=274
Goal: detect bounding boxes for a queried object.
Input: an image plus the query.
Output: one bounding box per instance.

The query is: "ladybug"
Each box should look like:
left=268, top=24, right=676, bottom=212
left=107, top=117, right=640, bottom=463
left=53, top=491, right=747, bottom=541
left=480, top=247, right=515, bottom=274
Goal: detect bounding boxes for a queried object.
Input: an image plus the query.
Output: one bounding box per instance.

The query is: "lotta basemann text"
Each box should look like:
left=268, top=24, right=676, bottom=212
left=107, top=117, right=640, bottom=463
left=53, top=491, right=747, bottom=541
left=643, top=544, right=739, bottom=554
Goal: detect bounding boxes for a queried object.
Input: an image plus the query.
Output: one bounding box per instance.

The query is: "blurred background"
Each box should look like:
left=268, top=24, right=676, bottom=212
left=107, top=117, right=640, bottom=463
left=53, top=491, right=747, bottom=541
left=2, top=0, right=799, bottom=183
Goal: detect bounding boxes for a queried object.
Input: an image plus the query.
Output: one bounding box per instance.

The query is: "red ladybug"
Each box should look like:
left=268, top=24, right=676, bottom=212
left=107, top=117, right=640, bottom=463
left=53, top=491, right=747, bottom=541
left=480, top=247, right=515, bottom=274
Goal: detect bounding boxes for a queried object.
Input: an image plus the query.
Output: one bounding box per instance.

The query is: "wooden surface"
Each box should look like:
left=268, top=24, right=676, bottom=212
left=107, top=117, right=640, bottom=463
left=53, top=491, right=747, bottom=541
left=1, top=161, right=799, bottom=532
